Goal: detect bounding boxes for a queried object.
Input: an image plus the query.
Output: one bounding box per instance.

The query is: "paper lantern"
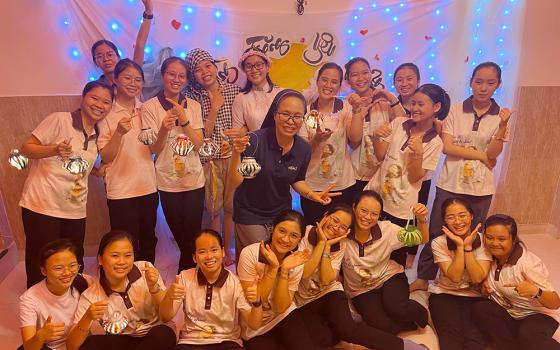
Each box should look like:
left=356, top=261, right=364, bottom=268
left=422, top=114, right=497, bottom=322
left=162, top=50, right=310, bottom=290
left=237, top=157, right=261, bottom=179
left=170, top=134, right=194, bottom=156
left=102, top=311, right=129, bottom=334
left=138, top=128, right=157, bottom=145
left=198, top=137, right=218, bottom=158
left=62, top=156, right=90, bottom=175
left=304, top=110, right=323, bottom=129
left=398, top=223, right=423, bottom=247
left=8, top=149, right=28, bottom=170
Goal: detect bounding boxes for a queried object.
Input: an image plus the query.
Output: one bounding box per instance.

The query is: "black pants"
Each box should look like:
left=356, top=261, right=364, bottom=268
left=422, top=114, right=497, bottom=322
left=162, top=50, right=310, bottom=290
left=472, top=299, right=560, bottom=350
left=381, top=212, right=409, bottom=268
left=22, top=208, right=85, bottom=288
left=244, top=310, right=319, bottom=350
left=352, top=273, right=428, bottom=335
left=300, top=185, right=355, bottom=227
left=429, top=293, right=486, bottom=350
left=174, top=341, right=242, bottom=350
left=298, top=290, right=405, bottom=350
left=347, top=179, right=370, bottom=203
left=159, top=187, right=205, bottom=272
left=80, top=324, right=176, bottom=350
left=107, top=192, right=159, bottom=263
left=17, top=345, right=51, bottom=350
left=417, top=187, right=492, bottom=280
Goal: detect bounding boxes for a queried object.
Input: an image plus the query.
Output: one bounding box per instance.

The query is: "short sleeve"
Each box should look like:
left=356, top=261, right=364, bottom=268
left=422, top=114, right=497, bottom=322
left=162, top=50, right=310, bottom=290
left=442, top=105, right=458, bottom=136
left=73, top=294, right=93, bottom=325
left=288, top=265, right=304, bottom=292
left=232, top=94, right=245, bottom=129
left=234, top=278, right=252, bottom=313
left=384, top=221, right=406, bottom=251
left=522, top=255, right=555, bottom=292
left=96, top=116, right=114, bottom=150
left=422, top=138, right=443, bottom=172
left=474, top=235, right=493, bottom=261
left=432, top=236, right=452, bottom=264
left=19, top=291, right=39, bottom=328
left=141, top=100, right=161, bottom=134
left=188, top=99, right=204, bottom=130
left=330, top=245, right=345, bottom=272
left=32, top=113, right=63, bottom=145
left=237, top=245, right=259, bottom=282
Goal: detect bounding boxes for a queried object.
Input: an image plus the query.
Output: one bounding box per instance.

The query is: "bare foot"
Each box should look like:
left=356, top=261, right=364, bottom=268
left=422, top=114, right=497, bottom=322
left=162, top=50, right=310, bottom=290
left=409, top=278, right=429, bottom=292
left=405, top=254, right=416, bottom=270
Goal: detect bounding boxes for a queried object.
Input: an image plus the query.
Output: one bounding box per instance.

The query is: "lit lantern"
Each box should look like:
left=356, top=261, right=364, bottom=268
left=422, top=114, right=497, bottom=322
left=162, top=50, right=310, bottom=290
left=8, top=149, right=28, bottom=170
left=237, top=157, right=261, bottom=179
left=102, top=311, right=129, bottom=334
left=138, top=128, right=157, bottom=145
left=198, top=137, right=218, bottom=158
left=171, top=134, right=194, bottom=156
left=62, top=156, right=90, bottom=175
left=397, top=221, right=422, bottom=247
left=304, top=110, right=323, bottom=130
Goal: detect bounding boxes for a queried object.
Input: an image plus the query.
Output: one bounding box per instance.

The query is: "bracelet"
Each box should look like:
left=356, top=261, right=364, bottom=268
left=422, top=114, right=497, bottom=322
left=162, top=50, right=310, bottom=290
left=390, top=100, right=401, bottom=108
left=352, top=108, right=362, bottom=114
left=279, top=268, right=289, bottom=279
left=410, top=153, right=423, bottom=160
left=304, top=190, right=314, bottom=199
left=533, top=287, right=543, bottom=299
left=417, top=217, right=428, bottom=224
left=142, top=11, right=154, bottom=20
left=251, top=299, right=263, bottom=308
left=180, top=120, right=190, bottom=128
left=463, top=247, right=473, bottom=252
left=322, top=252, right=331, bottom=259
left=76, top=323, right=90, bottom=333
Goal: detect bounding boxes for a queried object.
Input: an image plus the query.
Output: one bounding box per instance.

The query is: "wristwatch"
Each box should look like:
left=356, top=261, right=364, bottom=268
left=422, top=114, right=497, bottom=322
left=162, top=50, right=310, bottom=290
left=533, top=287, right=543, bottom=299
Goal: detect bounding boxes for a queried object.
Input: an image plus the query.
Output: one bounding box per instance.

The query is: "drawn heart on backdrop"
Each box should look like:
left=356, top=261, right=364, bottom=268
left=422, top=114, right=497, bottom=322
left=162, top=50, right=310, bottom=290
left=464, top=55, right=469, bottom=63
left=299, top=37, right=305, bottom=43
left=424, top=35, right=433, bottom=40
left=359, top=29, right=369, bottom=35
left=171, top=19, right=181, bottom=30
left=373, top=54, right=380, bottom=61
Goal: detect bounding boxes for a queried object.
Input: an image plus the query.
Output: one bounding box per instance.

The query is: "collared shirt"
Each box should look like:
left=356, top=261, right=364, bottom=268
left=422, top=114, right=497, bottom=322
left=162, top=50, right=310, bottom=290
left=428, top=233, right=492, bottom=297
left=365, top=117, right=443, bottom=219
left=141, top=94, right=205, bottom=192
left=295, top=226, right=346, bottom=306
left=342, top=220, right=405, bottom=298
left=486, top=244, right=560, bottom=322
left=174, top=267, right=251, bottom=346
left=73, top=261, right=167, bottom=337
left=185, top=80, right=240, bottom=163
left=19, top=111, right=100, bottom=219
left=237, top=242, right=304, bottom=339
left=437, top=97, right=508, bottom=196
left=298, top=99, right=356, bottom=191
left=97, top=99, right=157, bottom=199
left=233, top=127, right=311, bottom=225
left=232, top=84, right=283, bottom=131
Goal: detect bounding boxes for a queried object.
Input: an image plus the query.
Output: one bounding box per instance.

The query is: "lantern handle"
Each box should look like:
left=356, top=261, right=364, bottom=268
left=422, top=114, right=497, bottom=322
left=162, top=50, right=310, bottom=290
left=244, top=131, right=259, bottom=158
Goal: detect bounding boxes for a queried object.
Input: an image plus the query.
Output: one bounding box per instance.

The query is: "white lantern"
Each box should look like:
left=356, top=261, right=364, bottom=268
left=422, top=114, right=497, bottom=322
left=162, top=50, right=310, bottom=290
left=8, top=149, right=28, bottom=170
left=304, top=110, right=323, bottom=130
left=62, top=156, right=90, bottom=175
left=102, top=311, right=129, bottom=334
left=198, top=137, right=218, bottom=158
left=237, top=156, right=262, bottom=179
left=171, top=134, right=194, bottom=156
left=138, top=128, right=157, bottom=145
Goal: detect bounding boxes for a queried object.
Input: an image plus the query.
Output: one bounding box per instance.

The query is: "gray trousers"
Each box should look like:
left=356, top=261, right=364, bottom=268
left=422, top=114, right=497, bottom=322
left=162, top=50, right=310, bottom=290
left=234, top=222, right=273, bottom=260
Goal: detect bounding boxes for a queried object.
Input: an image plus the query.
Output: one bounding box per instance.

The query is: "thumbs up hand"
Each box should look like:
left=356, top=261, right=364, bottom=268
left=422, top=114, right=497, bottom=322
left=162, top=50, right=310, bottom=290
left=503, top=272, right=540, bottom=298
left=38, top=315, right=66, bottom=342
left=168, top=275, right=186, bottom=300
left=245, top=277, right=260, bottom=304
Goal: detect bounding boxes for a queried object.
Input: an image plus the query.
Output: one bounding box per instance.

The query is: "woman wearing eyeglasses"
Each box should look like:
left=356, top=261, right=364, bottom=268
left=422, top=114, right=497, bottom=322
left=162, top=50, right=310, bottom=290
left=19, top=239, right=92, bottom=350
left=97, top=59, right=158, bottom=264
left=232, top=49, right=283, bottom=133
left=229, top=89, right=339, bottom=257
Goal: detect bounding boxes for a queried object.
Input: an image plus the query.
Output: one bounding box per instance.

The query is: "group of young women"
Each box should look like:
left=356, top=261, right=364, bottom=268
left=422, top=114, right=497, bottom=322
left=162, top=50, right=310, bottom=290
left=14, top=2, right=560, bottom=349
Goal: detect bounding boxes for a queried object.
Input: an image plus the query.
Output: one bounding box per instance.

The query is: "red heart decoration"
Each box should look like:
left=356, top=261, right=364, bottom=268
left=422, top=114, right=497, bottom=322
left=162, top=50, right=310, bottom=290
left=374, top=54, right=380, bottom=61
left=464, top=55, right=469, bottom=63
left=171, top=19, right=181, bottom=30
left=299, top=37, right=305, bottom=43
left=359, top=29, right=369, bottom=36
left=424, top=35, right=433, bottom=40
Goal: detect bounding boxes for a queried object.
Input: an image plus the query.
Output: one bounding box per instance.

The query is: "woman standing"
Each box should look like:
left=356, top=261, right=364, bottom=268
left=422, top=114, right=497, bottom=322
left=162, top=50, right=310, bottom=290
left=412, top=62, right=513, bottom=291
left=97, top=58, right=158, bottom=263
left=19, top=80, right=113, bottom=287
left=472, top=214, right=560, bottom=350
left=428, top=198, right=492, bottom=350
left=142, top=57, right=205, bottom=272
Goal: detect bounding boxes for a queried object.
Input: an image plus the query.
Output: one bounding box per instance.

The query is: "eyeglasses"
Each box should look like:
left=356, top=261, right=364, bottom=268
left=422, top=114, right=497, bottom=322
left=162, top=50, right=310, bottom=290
left=277, top=228, right=302, bottom=242
left=165, top=71, right=187, bottom=81
left=120, top=75, right=143, bottom=85
left=329, top=215, right=349, bottom=232
left=276, top=111, right=304, bottom=123
left=95, top=52, right=116, bottom=62
left=244, top=62, right=266, bottom=72
left=358, top=207, right=379, bottom=219
left=50, top=263, right=81, bottom=274
left=444, top=213, right=470, bottom=223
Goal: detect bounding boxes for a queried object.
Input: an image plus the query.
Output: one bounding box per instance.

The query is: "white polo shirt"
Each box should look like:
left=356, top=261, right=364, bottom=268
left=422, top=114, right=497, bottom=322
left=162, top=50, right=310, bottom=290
left=232, top=84, right=282, bottom=132
left=298, top=99, right=356, bottom=191
left=97, top=99, right=157, bottom=199
left=73, top=261, right=167, bottom=337
left=19, top=111, right=100, bottom=219
left=20, top=276, right=93, bottom=350
left=141, top=93, right=205, bottom=192
left=437, top=97, right=508, bottom=196
left=486, top=244, right=560, bottom=322
left=365, top=117, right=442, bottom=219
left=342, top=221, right=406, bottom=298
left=429, top=233, right=492, bottom=297
left=175, top=267, right=251, bottom=346
left=237, top=243, right=304, bottom=340
left=295, top=226, right=346, bottom=306
left=350, top=104, right=391, bottom=181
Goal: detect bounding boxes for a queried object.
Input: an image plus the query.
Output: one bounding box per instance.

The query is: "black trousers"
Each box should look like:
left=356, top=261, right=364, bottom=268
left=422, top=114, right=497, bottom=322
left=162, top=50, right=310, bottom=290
left=107, top=192, right=159, bottom=263
left=352, top=273, right=428, bottom=335
left=429, top=293, right=487, bottom=350
left=159, top=187, right=205, bottom=272
left=300, top=185, right=355, bottom=227
left=416, top=187, right=492, bottom=280
left=17, top=345, right=51, bottom=350
left=22, top=208, right=85, bottom=288
left=244, top=310, right=319, bottom=350
left=80, top=324, right=176, bottom=350
left=381, top=212, right=409, bottom=268
left=298, top=290, right=405, bottom=350
left=472, top=299, right=560, bottom=350
left=174, top=341, right=242, bottom=350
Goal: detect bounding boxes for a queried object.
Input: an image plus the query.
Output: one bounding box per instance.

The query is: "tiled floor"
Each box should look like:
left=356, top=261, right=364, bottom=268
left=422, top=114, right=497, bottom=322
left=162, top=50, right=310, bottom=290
left=1, top=225, right=559, bottom=349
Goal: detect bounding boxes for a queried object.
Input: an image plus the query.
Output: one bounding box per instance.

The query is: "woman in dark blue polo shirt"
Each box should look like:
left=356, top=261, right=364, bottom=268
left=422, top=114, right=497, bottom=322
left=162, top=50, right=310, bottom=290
left=229, top=89, right=339, bottom=258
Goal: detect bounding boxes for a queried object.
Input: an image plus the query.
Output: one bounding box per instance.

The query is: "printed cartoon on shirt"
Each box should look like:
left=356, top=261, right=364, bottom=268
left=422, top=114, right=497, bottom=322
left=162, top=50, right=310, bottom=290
left=360, top=134, right=376, bottom=169
left=317, top=125, right=345, bottom=179
left=357, top=268, right=377, bottom=288
left=381, top=163, right=407, bottom=205
left=454, top=133, right=486, bottom=184
left=66, top=174, right=88, bottom=204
